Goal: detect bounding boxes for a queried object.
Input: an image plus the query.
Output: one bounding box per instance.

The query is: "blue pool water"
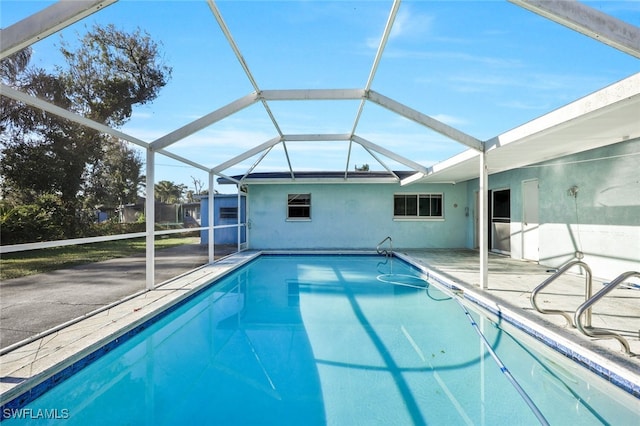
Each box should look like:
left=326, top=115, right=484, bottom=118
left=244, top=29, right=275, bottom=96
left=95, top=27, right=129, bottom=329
left=3, top=255, right=639, bottom=425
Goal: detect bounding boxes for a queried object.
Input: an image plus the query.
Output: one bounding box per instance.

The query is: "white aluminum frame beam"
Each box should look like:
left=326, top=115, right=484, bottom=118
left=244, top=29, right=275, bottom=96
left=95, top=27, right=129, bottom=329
left=260, top=89, right=365, bottom=101
left=150, top=92, right=259, bottom=150
left=241, top=145, right=274, bottom=181
left=156, top=149, right=210, bottom=173
left=212, top=136, right=282, bottom=173
left=1, top=84, right=211, bottom=172
left=363, top=0, right=401, bottom=95
left=352, top=135, right=428, bottom=174
left=283, top=134, right=351, bottom=142
left=360, top=145, right=400, bottom=181
left=216, top=171, right=241, bottom=185
left=367, top=90, right=484, bottom=152
left=213, top=134, right=354, bottom=176
left=207, top=0, right=284, bottom=137
left=0, top=0, right=118, bottom=60
left=351, top=0, right=402, bottom=134
left=207, top=0, right=259, bottom=93
left=349, top=0, right=401, bottom=176
left=510, top=0, right=640, bottom=59
left=0, top=84, right=211, bottom=172
left=1, top=84, right=149, bottom=148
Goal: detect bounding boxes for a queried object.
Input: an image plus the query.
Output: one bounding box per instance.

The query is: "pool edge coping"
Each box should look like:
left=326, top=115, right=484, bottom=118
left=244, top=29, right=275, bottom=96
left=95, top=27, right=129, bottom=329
left=0, top=251, right=261, bottom=409
left=394, top=251, right=640, bottom=399
left=1, top=249, right=638, bottom=411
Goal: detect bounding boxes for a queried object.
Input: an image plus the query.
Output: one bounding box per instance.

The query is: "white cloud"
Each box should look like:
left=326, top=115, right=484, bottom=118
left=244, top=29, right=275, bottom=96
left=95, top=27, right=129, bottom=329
left=366, top=6, right=434, bottom=50
left=498, top=100, right=550, bottom=110
left=130, top=111, right=154, bottom=120
left=390, top=6, right=433, bottom=41
left=447, top=71, right=606, bottom=95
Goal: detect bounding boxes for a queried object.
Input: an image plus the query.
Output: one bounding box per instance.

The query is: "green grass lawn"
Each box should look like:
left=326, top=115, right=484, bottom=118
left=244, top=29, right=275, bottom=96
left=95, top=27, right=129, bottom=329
left=0, top=236, right=199, bottom=281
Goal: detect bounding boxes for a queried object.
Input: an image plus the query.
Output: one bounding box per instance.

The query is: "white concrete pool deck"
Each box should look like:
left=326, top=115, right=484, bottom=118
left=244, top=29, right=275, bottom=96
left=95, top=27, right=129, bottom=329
left=1, top=249, right=638, bottom=407
left=400, top=249, right=640, bottom=394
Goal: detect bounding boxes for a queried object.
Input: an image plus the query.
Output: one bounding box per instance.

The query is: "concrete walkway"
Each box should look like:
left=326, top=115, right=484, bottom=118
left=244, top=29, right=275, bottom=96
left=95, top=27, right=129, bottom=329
left=0, top=244, right=236, bottom=349
left=401, top=249, right=640, bottom=376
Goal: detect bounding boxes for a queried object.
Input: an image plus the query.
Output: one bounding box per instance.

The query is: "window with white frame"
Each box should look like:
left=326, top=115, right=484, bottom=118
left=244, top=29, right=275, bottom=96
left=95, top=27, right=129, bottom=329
left=287, top=193, right=311, bottom=220
left=394, top=193, right=443, bottom=218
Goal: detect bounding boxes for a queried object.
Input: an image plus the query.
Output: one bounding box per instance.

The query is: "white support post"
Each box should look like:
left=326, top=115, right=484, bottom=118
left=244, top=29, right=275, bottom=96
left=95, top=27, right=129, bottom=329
left=145, top=149, right=155, bottom=290
left=479, top=152, right=489, bottom=289
left=244, top=191, right=249, bottom=249
left=237, top=190, right=241, bottom=253
left=208, top=172, right=215, bottom=263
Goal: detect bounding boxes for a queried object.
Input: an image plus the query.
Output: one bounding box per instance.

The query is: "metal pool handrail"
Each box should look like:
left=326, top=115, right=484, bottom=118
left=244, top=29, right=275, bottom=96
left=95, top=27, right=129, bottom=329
left=574, top=270, right=640, bottom=355
left=376, top=236, right=393, bottom=257
left=530, top=260, right=593, bottom=328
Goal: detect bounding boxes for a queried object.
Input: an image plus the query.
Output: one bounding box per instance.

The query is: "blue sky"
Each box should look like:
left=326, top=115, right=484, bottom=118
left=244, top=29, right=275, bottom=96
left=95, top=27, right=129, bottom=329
left=2, top=0, right=639, bottom=193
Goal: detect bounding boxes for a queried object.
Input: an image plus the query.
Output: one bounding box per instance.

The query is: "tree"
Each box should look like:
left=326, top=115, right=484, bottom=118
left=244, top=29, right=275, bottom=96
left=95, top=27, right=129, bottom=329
left=58, top=24, right=170, bottom=126
left=84, top=138, right=144, bottom=208
left=154, top=180, right=186, bottom=204
left=0, top=25, right=171, bottom=239
left=191, top=176, right=205, bottom=194
left=0, top=47, right=32, bottom=133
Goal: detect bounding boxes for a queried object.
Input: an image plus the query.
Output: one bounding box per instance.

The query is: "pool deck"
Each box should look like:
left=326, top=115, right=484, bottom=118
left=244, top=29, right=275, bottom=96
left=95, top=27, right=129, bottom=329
left=400, top=249, right=640, bottom=394
left=0, top=248, right=639, bottom=407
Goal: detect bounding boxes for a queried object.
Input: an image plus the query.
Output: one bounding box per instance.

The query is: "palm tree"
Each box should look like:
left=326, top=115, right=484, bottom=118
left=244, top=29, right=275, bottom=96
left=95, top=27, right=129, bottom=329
left=154, top=180, right=186, bottom=204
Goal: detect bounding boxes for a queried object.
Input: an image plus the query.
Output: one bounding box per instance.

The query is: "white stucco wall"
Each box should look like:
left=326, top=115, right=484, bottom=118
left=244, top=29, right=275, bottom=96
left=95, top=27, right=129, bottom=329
left=467, top=139, right=640, bottom=281
left=246, top=182, right=469, bottom=250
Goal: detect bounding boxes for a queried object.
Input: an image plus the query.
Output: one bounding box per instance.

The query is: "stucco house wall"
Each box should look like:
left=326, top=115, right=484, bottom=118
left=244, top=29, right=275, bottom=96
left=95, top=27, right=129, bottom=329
left=467, top=139, right=640, bottom=281
left=247, top=182, right=469, bottom=250
left=241, top=139, right=638, bottom=281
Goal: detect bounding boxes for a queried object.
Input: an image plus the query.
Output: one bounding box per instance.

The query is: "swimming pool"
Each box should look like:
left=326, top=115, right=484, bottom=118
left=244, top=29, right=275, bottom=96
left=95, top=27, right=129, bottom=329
left=2, top=255, right=639, bottom=424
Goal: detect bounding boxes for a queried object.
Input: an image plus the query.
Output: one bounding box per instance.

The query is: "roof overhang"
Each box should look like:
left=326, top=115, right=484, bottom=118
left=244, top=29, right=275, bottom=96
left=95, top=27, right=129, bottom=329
left=218, top=171, right=417, bottom=185
left=416, top=71, right=640, bottom=184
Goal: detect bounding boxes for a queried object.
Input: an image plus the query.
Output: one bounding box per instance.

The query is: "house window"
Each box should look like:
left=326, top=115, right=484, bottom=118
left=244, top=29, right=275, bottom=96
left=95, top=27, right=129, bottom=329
left=219, top=207, right=238, bottom=219
left=394, top=194, right=443, bottom=218
left=288, top=194, right=311, bottom=220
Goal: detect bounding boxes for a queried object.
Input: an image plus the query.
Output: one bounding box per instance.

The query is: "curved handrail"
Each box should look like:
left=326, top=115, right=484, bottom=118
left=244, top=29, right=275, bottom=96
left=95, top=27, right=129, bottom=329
left=575, top=271, right=640, bottom=355
left=530, top=260, right=593, bottom=328
left=376, top=236, right=393, bottom=257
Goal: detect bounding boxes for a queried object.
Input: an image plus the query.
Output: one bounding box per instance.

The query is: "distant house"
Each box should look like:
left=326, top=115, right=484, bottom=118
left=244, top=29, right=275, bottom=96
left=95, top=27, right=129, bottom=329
left=199, top=194, right=247, bottom=245
left=118, top=196, right=147, bottom=223
left=119, top=197, right=202, bottom=228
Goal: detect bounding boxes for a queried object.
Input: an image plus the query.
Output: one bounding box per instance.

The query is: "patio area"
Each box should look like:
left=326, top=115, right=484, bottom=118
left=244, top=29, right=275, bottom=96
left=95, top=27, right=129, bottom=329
left=400, top=249, right=640, bottom=388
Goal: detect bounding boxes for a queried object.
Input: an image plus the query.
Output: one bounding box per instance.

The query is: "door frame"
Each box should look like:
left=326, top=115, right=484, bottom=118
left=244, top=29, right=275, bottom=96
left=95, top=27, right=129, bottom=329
left=522, top=178, right=540, bottom=261
left=490, top=188, right=511, bottom=255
